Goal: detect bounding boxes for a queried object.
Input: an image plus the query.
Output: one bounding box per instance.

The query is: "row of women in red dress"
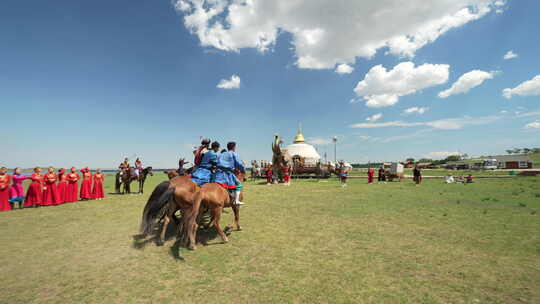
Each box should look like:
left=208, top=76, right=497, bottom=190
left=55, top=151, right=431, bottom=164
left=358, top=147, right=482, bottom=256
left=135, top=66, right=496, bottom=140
left=0, top=166, right=105, bottom=212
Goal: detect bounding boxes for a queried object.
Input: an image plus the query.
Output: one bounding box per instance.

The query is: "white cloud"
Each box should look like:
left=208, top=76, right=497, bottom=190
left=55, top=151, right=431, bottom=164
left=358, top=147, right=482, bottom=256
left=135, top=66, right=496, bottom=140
left=424, top=151, right=461, bottom=160
left=216, top=74, right=241, bottom=89
left=357, top=135, right=372, bottom=141
left=404, top=107, right=429, bottom=115
left=438, top=70, right=495, bottom=98
left=366, top=113, right=383, bottom=122
left=524, top=121, right=540, bottom=129
left=503, top=50, right=518, bottom=60
left=516, top=110, right=540, bottom=118
left=503, top=75, right=540, bottom=99
left=494, top=0, right=505, bottom=6
left=307, top=137, right=332, bottom=145
left=335, top=64, right=354, bottom=74
left=350, top=115, right=499, bottom=130
left=176, top=0, right=497, bottom=69
left=354, top=62, right=449, bottom=107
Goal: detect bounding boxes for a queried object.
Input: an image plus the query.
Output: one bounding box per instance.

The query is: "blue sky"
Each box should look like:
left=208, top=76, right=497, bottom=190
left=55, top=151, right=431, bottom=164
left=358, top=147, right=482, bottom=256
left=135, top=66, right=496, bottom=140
left=1, top=0, right=539, bottom=168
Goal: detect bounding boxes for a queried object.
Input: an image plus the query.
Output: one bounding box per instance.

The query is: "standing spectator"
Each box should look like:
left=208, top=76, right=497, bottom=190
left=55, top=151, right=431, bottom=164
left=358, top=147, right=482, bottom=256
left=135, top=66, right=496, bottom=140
left=24, top=167, right=44, bottom=208
left=80, top=167, right=93, bottom=200
left=65, top=167, right=80, bottom=203
left=266, top=165, right=273, bottom=185
left=92, top=169, right=105, bottom=200
left=340, top=164, right=349, bottom=187
left=9, top=168, right=27, bottom=209
left=466, top=174, right=474, bottom=184
left=42, top=167, right=59, bottom=206
left=0, top=167, right=11, bottom=211
left=56, top=168, right=68, bottom=205
left=377, top=167, right=386, bottom=183
left=367, top=167, right=375, bottom=184
left=282, top=164, right=291, bottom=186
left=413, top=166, right=422, bottom=186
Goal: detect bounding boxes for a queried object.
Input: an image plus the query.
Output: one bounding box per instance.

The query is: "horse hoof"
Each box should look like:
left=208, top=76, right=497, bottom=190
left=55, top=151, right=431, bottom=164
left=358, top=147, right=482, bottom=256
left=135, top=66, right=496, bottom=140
left=156, top=240, right=164, bottom=246
left=237, top=227, right=242, bottom=231
left=222, top=238, right=229, bottom=244
left=188, top=244, right=197, bottom=250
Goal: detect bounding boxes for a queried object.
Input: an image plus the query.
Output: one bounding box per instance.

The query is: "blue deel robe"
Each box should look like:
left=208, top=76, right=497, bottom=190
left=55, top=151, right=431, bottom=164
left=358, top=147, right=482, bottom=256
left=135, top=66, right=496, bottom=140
left=214, top=151, right=245, bottom=189
left=191, top=151, right=218, bottom=186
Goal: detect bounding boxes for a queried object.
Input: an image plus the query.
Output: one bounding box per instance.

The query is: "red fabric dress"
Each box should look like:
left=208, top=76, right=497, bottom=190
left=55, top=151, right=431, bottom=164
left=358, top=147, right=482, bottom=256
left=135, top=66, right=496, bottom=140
left=0, top=174, right=11, bottom=211
left=282, top=166, right=290, bottom=183
left=24, top=173, right=43, bottom=207
left=266, top=168, right=273, bottom=184
left=80, top=170, right=93, bottom=199
left=92, top=173, right=105, bottom=199
left=56, top=173, right=68, bottom=205
left=66, top=173, right=80, bottom=203
left=42, top=173, right=59, bottom=206
left=367, top=169, right=375, bottom=184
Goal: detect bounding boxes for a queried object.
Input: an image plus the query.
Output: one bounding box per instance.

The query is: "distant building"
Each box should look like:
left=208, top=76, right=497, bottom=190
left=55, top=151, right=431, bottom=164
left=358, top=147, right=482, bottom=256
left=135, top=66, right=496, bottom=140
left=283, top=126, right=321, bottom=166
left=491, top=155, right=532, bottom=169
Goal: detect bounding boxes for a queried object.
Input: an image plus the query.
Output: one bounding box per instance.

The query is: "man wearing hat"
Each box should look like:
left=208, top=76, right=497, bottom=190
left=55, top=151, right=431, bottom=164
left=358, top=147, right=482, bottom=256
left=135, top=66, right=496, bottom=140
left=191, top=141, right=220, bottom=186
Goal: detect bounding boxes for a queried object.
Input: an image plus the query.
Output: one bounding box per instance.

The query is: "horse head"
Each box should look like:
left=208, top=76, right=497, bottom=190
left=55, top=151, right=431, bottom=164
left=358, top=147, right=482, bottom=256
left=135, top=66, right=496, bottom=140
left=165, top=170, right=179, bottom=180
left=145, top=166, right=153, bottom=176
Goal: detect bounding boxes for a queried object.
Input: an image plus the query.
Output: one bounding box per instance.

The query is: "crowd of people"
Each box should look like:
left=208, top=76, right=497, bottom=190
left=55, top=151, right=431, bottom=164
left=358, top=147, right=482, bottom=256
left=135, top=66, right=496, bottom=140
left=0, top=166, right=105, bottom=212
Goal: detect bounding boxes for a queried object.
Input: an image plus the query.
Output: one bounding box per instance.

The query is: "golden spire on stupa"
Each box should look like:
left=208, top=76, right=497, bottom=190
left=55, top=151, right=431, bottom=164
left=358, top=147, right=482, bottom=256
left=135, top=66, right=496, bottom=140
left=293, top=123, right=305, bottom=143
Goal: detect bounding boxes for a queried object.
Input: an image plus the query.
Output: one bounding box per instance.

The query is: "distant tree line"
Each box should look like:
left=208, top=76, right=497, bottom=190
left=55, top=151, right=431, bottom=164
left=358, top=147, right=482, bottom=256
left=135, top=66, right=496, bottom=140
left=351, top=148, right=539, bottom=168
left=505, top=147, right=540, bottom=155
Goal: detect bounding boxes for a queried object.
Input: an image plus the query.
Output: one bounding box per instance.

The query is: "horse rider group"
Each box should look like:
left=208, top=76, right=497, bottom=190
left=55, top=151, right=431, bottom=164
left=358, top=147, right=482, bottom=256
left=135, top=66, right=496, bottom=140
left=190, top=138, right=246, bottom=206
left=118, top=157, right=144, bottom=179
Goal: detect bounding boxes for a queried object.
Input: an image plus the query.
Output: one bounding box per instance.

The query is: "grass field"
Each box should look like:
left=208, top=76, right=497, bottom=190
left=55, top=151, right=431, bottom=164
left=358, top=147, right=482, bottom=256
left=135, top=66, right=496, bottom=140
left=1, top=175, right=539, bottom=303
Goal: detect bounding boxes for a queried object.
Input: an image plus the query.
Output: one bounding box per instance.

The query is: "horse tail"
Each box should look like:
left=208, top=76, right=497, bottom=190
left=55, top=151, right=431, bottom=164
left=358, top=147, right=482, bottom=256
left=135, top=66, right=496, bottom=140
left=140, top=181, right=172, bottom=235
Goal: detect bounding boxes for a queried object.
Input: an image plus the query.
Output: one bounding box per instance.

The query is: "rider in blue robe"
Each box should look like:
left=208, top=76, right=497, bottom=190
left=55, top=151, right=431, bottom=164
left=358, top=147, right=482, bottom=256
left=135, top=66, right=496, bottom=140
left=191, top=142, right=220, bottom=186
left=214, top=142, right=245, bottom=205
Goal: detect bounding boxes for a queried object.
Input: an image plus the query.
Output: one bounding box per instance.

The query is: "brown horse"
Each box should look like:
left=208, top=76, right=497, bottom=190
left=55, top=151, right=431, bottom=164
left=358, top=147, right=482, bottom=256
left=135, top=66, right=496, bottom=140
left=141, top=171, right=246, bottom=247
left=140, top=175, right=202, bottom=249
left=198, top=171, right=246, bottom=243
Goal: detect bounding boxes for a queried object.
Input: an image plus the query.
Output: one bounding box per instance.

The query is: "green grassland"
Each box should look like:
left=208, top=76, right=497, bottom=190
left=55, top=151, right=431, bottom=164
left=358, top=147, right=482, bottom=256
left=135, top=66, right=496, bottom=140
left=0, top=175, right=539, bottom=303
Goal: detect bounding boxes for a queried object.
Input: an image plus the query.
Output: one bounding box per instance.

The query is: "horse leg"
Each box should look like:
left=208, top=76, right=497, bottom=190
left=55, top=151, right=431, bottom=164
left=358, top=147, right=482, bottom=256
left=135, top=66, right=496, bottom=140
left=230, top=204, right=241, bottom=231
left=157, top=215, right=169, bottom=246
left=182, top=208, right=198, bottom=250
left=187, top=195, right=202, bottom=250
left=211, top=206, right=228, bottom=243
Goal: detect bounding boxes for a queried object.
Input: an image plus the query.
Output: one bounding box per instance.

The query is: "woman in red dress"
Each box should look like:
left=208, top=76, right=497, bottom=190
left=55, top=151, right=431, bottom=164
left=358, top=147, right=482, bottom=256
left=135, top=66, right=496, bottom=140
left=92, top=169, right=105, bottom=200
left=42, top=167, right=59, bottom=206
left=24, top=167, right=44, bottom=207
left=266, top=165, right=273, bottom=185
left=79, top=167, right=93, bottom=200
left=0, top=167, right=12, bottom=212
left=56, top=168, right=67, bottom=205
left=65, top=167, right=80, bottom=203
left=282, top=164, right=291, bottom=186
left=367, top=167, right=375, bottom=184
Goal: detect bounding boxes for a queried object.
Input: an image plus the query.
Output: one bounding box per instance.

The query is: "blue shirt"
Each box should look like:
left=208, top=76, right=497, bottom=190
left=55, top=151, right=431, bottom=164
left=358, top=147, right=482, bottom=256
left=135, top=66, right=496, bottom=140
left=199, top=151, right=218, bottom=169
left=217, top=151, right=245, bottom=172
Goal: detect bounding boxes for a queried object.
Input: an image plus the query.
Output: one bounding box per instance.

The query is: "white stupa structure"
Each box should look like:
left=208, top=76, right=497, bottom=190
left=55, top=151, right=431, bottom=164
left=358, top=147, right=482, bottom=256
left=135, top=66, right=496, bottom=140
left=283, top=124, right=321, bottom=166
